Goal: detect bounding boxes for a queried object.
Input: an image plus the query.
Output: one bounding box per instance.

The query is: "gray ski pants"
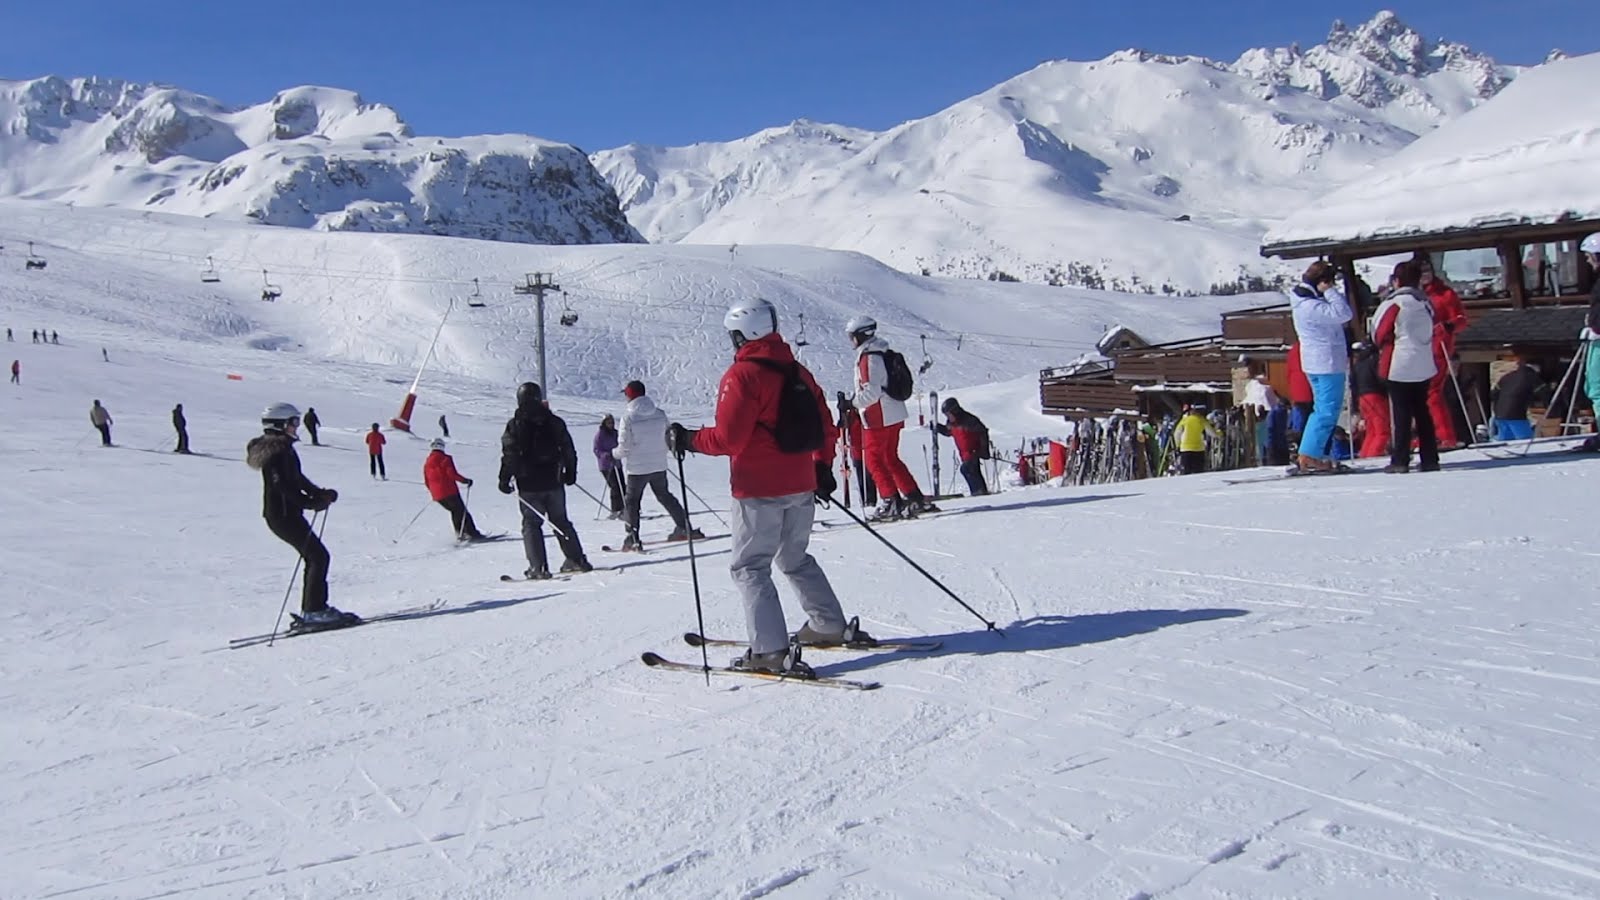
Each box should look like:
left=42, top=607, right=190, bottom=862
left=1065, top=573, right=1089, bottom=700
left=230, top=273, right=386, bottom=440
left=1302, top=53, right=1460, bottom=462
left=729, top=492, right=846, bottom=654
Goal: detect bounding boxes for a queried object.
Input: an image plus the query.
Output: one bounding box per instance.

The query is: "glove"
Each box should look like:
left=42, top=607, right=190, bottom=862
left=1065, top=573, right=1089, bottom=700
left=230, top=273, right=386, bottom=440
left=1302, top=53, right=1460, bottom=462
left=562, top=467, right=577, bottom=487
left=463, top=478, right=474, bottom=487
left=322, top=488, right=338, bottom=505
left=667, top=423, right=698, bottom=460
left=498, top=480, right=514, bottom=495
left=1582, top=327, right=1597, bottom=341
left=813, top=461, right=837, bottom=502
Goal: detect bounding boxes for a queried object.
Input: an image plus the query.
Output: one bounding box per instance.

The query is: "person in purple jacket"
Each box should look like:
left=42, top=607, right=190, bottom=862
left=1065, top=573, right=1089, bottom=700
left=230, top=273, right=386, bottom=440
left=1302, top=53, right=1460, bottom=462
left=594, top=414, right=624, bottom=519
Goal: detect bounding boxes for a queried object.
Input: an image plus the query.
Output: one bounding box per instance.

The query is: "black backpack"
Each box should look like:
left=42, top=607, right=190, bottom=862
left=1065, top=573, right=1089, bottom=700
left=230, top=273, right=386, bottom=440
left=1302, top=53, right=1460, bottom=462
left=871, top=349, right=915, bottom=402
left=748, top=359, right=825, bottom=453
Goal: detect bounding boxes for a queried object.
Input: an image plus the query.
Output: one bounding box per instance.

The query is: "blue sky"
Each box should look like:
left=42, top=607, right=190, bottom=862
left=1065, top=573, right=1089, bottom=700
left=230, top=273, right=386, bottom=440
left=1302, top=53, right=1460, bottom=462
left=3, top=1, right=1589, bottom=150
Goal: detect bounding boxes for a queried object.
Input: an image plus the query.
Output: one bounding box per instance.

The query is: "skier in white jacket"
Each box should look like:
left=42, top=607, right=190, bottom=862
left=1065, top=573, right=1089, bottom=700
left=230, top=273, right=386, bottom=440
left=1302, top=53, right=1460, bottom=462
left=613, top=380, right=699, bottom=550
left=1371, top=260, right=1440, bottom=473
left=848, top=315, right=932, bottom=521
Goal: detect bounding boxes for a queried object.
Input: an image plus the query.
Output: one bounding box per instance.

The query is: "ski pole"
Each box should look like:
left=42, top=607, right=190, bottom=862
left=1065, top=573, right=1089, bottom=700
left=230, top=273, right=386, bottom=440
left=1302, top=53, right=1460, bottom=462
left=268, top=508, right=328, bottom=647
left=669, top=468, right=728, bottom=528
left=826, top=495, right=1002, bottom=634
left=457, top=484, right=471, bottom=540
left=676, top=453, right=711, bottom=682
left=391, top=499, right=432, bottom=544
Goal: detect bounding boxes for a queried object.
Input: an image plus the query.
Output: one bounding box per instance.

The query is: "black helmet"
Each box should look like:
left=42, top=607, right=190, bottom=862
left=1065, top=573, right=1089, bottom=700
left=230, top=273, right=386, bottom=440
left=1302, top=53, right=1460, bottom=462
left=940, top=397, right=959, bottom=414
left=517, top=382, right=543, bottom=406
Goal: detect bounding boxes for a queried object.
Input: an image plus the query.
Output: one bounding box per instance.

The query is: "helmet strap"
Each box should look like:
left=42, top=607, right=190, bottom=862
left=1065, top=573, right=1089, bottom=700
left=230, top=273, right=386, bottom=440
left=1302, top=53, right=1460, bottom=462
left=729, top=330, right=747, bottom=350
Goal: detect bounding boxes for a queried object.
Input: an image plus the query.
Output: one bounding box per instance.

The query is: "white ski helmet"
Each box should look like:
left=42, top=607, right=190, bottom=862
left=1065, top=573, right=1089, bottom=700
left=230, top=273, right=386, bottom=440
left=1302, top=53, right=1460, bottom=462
left=430, top=437, right=447, bottom=451
left=724, top=297, right=778, bottom=348
left=845, top=314, right=878, bottom=340
left=261, top=401, right=301, bottom=429
left=1581, top=233, right=1600, bottom=255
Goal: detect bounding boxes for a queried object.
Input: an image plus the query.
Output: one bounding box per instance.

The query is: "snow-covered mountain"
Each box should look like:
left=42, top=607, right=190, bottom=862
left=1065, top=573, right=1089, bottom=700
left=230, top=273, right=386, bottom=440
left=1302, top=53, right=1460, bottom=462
left=0, top=79, right=642, bottom=246
left=593, top=11, right=1524, bottom=294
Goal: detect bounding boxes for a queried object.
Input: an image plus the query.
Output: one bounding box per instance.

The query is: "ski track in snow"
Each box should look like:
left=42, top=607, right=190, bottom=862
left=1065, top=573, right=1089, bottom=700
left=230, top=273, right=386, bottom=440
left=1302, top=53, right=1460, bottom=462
left=2, top=204, right=1599, bottom=898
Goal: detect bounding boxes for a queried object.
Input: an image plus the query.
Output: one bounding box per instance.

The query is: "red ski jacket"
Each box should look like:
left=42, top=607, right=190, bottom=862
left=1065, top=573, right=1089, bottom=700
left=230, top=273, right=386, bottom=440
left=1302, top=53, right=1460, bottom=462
left=939, top=412, right=989, bottom=462
left=365, top=430, right=386, bottom=454
left=423, top=449, right=468, bottom=500
left=692, top=333, right=838, bottom=499
left=1286, top=343, right=1313, bottom=404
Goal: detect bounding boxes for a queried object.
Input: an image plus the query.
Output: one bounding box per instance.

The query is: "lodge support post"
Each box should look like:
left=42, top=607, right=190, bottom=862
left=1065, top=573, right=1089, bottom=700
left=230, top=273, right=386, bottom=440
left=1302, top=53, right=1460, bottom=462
left=1335, top=255, right=1366, bottom=338
left=1498, top=242, right=1526, bottom=309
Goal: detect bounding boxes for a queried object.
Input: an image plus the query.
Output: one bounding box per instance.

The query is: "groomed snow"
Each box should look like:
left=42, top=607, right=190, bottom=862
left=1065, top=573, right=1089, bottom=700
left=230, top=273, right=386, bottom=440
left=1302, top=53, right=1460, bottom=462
left=1262, top=51, right=1600, bottom=252
left=3, top=209, right=1599, bottom=898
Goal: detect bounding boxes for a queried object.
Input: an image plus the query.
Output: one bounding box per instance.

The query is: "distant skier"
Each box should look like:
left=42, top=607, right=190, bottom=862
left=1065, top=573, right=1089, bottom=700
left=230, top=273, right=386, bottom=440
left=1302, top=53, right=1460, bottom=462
left=667, top=297, right=869, bottom=676
left=172, top=403, right=191, bottom=454
left=101, top=347, right=107, bottom=362
left=5, top=328, right=11, bottom=342
left=836, top=392, right=875, bottom=507
left=1490, top=353, right=1541, bottom=441
left=246, top=402, right=353, bottom=627
left=1418, top=256, right=1468, bottom=449
left=438, top=413, right=450, bottom=438
left=1288, top=260, right=1352, bottom=471
left=498, top=382, right=592, bottom=578
left=1173, top=405, right=1218, bottom=474
left=51, top=331, right=58, bottom=345
left=30, top=330, right=37, bottom=344
left=935, top=396, right=991, bottom=496
left=593, top=414, right=624, bottom=519
left=1351, top=342, right=1390, bottom=458
left=847, top=314, right=933, bottom=521
left=303, top=407, right=321, bottom=445
left=613, top=380, right=699, bottom=551
left=424, top=438, right=485, bottom=540
left=9, top=360, right=17, bottom=385
left=365, top=423, right=387, bottom=479
left=89, top=399, right=113, bottom=446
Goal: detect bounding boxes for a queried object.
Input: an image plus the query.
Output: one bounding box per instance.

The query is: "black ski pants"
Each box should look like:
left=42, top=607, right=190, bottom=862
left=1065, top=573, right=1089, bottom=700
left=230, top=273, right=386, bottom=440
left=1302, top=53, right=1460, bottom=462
left=625, top=471, right=688, bottom=537
left=437, top=493, right=481, bottom=539
left=175, top=426, right=189, bottom=454
left=266, top=513, right=330, bottom=613
left=1179, top=450, right=1207, bottom=474
left=306, top=424, right=319, bottom=445
left=96, top=423, right=112, bottom=446
left=852, top=457, right=876, bottom=507
left=517, top=488, right=585, bottom=573
left=602, top=466, right=625, bottom=515
left=1387, top=379, right=1440, bottom=470
left=369, top=452, right=386, bottom=478
left=958, top=457, right=989, bottom=496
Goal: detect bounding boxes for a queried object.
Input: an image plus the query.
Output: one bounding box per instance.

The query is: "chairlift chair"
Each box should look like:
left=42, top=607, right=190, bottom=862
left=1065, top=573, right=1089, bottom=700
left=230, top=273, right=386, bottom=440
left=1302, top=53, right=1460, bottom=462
left=558, top=291, right=578, bottom=327
left=794, top=312, right=809, bottom=348
left=466, top=277, right=485, bottom=308
left=260, top=269, right=282, bottom=302
left=918, top=334, right=935, bottom=375
left=24, top=242, right=46, bottom=271
left=200, top=256, right=221, bottom=283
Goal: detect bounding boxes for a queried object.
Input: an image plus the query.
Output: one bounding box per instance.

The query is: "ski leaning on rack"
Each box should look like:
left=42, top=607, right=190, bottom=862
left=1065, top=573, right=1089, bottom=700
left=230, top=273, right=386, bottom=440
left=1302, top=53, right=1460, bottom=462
left=683, top=631, right=942, bottom=653
left=640, top=652, right=881, bottom=691
left=228, top=600, right=446, bottom=649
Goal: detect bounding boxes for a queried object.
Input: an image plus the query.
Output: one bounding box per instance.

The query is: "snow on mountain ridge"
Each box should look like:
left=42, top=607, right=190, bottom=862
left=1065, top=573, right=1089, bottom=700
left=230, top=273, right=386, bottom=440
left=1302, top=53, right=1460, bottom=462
left=593, top=10, right=1525, bottom=294
left=0, top=76, right=641, bottom=247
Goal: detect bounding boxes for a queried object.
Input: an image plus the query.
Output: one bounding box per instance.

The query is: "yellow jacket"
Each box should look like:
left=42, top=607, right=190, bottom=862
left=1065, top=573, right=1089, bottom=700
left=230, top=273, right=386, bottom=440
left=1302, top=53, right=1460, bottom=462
left=1174, top=413, right=1218, bottom=453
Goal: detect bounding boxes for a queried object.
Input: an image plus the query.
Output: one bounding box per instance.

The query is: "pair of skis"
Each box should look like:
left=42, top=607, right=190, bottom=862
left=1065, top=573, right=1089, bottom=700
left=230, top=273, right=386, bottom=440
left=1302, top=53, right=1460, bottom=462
left=641, top=632, right=942, bottom=691
left=227, top=600, right=446, bottom=649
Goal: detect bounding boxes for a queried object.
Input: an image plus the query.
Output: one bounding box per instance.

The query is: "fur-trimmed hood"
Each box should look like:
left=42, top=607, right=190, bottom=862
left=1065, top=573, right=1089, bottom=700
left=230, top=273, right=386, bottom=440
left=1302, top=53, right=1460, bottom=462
left=246, top=430, right=294, bottom=470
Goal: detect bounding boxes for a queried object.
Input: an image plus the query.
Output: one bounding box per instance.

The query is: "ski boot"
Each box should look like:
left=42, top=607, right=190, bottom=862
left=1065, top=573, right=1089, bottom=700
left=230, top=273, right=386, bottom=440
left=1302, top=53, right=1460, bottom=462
left=730, top=640, right=815, bottom=678
left=666, top=526, right=705, bottom=542
left=291, top=606, right=361, bottom=631
left=560, top=557, right=594, bottom=574
left=795, top=615, right=873, bottom=647
left=619, top=532, right=645, bottom=552
left=523, top=567, right=555, bottom=581
left=906, top=490, right=940, bottom=516
left=866, top=498, right=901, bottom=523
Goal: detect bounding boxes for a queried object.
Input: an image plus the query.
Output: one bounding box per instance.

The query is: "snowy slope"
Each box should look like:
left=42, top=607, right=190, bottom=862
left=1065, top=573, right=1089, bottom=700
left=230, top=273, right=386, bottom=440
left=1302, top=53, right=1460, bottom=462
left=0, top=199, right=1243, bottom=407
left=0, top=78, right=641, bottom=245
left=2, top=238, right=1598, bottom=897
left=1264, top=51, right=1600, bottom=251
left=594, top=11, right=1522, bottom=294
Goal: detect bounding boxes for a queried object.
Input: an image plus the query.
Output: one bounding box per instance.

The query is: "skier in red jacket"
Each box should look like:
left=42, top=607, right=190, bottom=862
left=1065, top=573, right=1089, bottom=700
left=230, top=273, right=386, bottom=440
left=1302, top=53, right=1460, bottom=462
left=667, top=297, right=871, bottom=677
left=365, top=423, right=387, bottom=479
left=935, top=396, right=990, bottom=496
left=1420, top=257, right=1468, bottom=447
left=1286, top=342, right=1314, bottom=439
left=423, top=438, right=485, bottom=540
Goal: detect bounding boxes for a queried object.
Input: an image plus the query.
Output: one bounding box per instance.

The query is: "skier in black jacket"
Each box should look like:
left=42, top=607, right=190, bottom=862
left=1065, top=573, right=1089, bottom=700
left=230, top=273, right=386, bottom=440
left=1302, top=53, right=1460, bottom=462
left=172, top=403, right=191, bottom=454
left=498, top=382, right=591, bottom=578
left=246, top=402, right=354, bottom=626
left=1491, top=355, right=1542, bottom=441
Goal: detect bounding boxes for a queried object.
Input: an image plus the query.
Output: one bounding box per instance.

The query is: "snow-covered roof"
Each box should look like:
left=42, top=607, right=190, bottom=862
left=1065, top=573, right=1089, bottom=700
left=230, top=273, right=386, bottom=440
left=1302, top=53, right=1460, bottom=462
left=1262, top=52, right=1600, bottom=257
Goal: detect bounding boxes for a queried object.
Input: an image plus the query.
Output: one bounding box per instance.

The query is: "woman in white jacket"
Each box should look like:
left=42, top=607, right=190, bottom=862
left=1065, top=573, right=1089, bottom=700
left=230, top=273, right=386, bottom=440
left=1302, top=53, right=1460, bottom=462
left=613, top=380, right=697, bottom=549
left=1288, top=261, right=1353, bottom=470
left=1370, top=261, right=1440, bottom=473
